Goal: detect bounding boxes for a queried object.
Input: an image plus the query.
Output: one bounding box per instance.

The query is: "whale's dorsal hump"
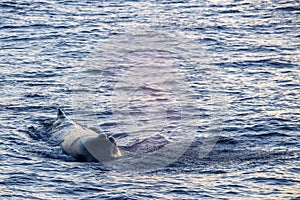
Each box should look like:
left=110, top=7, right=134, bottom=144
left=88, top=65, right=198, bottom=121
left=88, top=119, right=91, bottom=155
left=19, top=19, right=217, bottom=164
left=57, top=108, right=67, bottom=120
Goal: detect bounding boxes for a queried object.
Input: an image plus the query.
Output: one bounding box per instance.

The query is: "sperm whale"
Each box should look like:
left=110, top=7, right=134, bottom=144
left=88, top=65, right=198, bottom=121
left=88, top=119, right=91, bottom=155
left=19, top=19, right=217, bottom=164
left=47, top=109, right=122, bottom=162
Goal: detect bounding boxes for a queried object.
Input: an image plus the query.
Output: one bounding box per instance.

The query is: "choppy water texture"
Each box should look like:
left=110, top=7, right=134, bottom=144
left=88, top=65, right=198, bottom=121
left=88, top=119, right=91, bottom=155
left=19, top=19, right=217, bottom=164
left=1, top=0, right=300, bottom=199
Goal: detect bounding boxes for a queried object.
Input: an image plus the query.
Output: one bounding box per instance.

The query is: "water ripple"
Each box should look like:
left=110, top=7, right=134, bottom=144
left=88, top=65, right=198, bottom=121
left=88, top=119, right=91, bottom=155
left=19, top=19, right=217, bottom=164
left=0, top=0, right=299, bottom=199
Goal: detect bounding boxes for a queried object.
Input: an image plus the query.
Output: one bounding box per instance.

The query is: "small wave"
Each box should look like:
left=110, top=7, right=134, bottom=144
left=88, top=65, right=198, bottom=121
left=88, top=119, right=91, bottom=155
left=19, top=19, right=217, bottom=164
left=275, top=5, right=300, bottom=12
left=0, top=2, right=17, bottom=9
left=223, top=59, right=296, bottom=69
left=245, top=177, right=300, bottom=186
left=216, top=136, right=239, bottom=145
left=219, top=9, right=241, bottom=14
left=5, top=105, right=46, bottom=112
left=23, top=93, right=45, bottom=98
left=242, top=132, right=289, bottom=138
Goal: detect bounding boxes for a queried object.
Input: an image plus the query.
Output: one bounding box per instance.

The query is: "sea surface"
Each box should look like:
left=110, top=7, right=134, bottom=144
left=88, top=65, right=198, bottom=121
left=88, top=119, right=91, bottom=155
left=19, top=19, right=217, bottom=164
left=0, top=0, right=300, bottom=199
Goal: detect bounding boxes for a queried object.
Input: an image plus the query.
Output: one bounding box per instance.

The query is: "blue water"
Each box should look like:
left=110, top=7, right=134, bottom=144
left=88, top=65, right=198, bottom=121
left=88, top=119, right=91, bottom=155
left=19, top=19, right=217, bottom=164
left=1, top=0, right=300, bottom=199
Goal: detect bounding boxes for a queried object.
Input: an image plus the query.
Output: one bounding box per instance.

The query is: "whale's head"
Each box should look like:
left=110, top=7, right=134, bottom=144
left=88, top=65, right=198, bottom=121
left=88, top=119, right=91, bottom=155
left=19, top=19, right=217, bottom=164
left=81, top=133, right=122, bottom=162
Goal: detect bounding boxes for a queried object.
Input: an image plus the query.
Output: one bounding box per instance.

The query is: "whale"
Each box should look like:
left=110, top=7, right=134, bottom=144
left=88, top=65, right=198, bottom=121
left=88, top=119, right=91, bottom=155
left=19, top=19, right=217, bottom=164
left=46, top=109, right=122, bottom=162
